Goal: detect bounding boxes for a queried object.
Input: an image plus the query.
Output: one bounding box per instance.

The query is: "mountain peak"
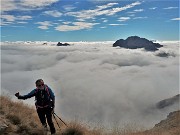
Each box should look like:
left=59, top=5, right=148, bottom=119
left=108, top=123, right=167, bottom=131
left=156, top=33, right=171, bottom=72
left=113, top=36, right=163, bottom=51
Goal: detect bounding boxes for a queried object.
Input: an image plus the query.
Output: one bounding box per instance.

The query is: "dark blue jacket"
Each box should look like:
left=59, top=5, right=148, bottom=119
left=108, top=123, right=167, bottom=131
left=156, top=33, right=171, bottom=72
left=18, top=84, right=55, bottom=108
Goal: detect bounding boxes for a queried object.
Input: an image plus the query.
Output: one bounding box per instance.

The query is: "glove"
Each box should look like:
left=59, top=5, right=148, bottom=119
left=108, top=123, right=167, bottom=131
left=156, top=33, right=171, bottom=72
left=15, top=93, right=25, bottom=100
left=15, top=92, right=20, bottom=98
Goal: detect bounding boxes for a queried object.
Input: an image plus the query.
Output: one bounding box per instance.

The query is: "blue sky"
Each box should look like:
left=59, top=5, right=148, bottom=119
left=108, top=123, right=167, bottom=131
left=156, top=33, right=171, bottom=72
left=1, top=0, right=179, bottom=42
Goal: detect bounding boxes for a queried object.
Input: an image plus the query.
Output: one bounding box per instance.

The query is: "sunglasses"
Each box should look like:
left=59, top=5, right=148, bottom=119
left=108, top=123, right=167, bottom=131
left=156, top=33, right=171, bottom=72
left=37, top=84, right=44, bottom=87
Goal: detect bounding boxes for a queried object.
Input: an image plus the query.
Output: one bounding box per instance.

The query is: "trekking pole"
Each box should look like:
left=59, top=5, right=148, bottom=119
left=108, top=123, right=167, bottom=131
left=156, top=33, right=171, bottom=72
left=53, top=113, right=61, bottom=129
left=53, top=112, right=68, bottom=127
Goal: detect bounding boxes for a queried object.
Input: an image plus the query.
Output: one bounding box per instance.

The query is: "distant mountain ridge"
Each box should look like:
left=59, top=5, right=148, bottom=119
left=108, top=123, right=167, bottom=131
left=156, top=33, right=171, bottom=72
left=156, top=94, right=179, bottom=109
left=113, top=36, right=163, bottom=51
left=57, top=42, right=70, bottom=46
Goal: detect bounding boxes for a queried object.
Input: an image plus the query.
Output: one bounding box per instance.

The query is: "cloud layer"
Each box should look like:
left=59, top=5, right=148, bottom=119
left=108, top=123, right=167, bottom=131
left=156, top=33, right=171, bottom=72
left=1, top=41, right=179, bottom=128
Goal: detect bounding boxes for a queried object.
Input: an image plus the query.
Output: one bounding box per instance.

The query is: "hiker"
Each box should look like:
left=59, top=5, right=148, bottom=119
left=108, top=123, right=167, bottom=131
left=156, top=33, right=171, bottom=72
left=15, top=79, right=56, bottom=135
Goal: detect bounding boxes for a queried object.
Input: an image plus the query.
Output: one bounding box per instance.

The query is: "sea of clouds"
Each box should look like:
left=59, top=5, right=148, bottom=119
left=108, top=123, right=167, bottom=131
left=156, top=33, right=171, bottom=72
left=1, top=41, right=179, bottom=129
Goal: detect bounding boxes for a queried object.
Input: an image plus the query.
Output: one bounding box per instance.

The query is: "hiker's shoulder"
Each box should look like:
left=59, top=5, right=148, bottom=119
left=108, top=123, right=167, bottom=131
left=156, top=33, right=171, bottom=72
left=45, top=84, right=52, bottom=90
left=45, top=85, right=55, bottom=95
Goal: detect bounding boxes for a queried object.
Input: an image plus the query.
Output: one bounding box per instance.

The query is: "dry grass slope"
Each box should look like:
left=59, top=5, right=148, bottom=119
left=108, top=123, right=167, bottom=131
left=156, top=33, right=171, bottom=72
left=0, top=95, right=179, bottom=135
left=0, top=95, right=44, bottom=135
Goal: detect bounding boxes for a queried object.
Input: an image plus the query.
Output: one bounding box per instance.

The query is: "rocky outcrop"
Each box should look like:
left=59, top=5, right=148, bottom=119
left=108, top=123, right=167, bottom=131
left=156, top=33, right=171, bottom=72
left=156, top=94, right=179, bottom=109
left=156, top=51, right=176, bottom=57
left=133, top=110, right=180, bottom=135
left=154, top=110, right=180, bottom=129
left=113, top=36, right=163, bottom=51
left=57, top=42, right=70, bottom=46
left=42, top=43, right=47, bottom=45
left=150, top=110, right=180, bottom=134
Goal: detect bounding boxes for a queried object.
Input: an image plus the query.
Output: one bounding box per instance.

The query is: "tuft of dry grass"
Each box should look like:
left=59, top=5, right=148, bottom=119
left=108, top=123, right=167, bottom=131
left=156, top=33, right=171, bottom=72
left=6, top=114, right=21, bottom=125
left=60, top=122, right=104, bottom=135
left=61, top=127, right=83, bottom=135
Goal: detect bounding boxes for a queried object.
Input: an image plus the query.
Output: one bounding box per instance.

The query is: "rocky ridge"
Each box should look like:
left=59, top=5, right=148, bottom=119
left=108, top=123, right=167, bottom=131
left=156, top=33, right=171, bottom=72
left=113, top=36, right=163, bottom=51
left=156, top=94, right=179, bottom=109
left=148, top=110, right=180, bottom=134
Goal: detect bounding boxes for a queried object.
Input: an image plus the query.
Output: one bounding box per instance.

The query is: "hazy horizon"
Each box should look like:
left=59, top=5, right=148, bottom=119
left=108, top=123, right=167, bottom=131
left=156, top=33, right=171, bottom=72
left=1, top=39, right=179, bottom=43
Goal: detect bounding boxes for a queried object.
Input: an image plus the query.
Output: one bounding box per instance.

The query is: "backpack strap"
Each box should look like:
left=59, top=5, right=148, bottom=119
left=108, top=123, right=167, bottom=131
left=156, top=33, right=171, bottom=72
left=35, top=85, right=51, bottom=109
left=36, top=104, right=49, bottom=108
left=35, top=88, right=38, bottom=93
left=45, top=85, right=50, bottom=97
left=34, top=88, right=38, bottom=100
left=34, top=85, right=50, bottom=97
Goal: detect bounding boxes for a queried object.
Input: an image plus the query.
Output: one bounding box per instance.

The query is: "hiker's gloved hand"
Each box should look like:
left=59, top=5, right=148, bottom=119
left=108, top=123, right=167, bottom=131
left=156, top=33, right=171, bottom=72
left=15, top=92, right=20, bottom=98
left=15, top=92, right=24, bottom=99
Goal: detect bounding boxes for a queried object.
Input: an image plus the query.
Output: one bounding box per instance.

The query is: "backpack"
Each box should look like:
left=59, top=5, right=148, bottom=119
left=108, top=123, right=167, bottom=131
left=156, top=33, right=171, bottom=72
left=35, top=85, right=51, bottom=108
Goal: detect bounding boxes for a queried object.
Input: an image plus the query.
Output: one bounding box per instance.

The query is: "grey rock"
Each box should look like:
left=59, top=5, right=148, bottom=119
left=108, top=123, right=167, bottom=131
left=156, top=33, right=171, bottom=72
left=113, top=36, right=163, bottom=51
left=57, top=42, right=70, bottom=46
left=156, top=51, right=176, bottom=57
left=156, top=94, right=180, bottom=109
